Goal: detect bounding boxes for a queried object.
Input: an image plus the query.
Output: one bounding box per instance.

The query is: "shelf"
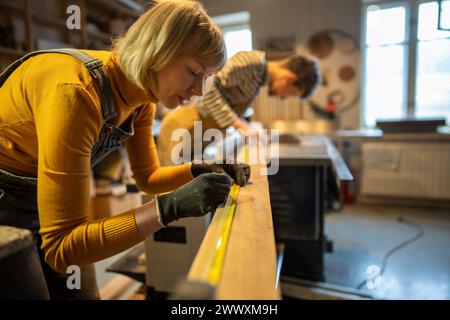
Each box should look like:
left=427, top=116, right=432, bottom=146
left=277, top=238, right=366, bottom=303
left=0, top=3, right=68, bottom=29
left=32, top=13, right=68, bottom=29
left=0, top=46, right=26, bottom=57
left=0, top=2, right=24, bottom=15
left=86, top=0, right=141, bottom=18
left=0, top=0, right=141, bottom=54
left=87, top=29, right=113, bottom=41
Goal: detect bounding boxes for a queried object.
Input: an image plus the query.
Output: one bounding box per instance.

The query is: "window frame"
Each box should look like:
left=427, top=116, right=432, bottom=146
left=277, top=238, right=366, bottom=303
left=212, top=11, right=253, bottom=59
left=361, top=0, right=448, bottom=127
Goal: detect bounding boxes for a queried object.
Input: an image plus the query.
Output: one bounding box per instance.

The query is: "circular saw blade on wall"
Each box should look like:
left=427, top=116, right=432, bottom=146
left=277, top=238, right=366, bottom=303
left=304, top=30, right=360, bottom=119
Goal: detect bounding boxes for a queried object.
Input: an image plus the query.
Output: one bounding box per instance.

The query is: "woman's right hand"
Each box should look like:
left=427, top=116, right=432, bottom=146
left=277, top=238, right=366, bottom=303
left=156, top=173, right=233, bottom=226
left=232, top=118, right=251, bottom=137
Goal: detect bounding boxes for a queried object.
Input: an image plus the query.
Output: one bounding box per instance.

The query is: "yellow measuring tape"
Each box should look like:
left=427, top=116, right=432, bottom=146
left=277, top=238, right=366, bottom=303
left=198, top=146, right=249, bottom=287
left=201, top=183, right=240, bottom=286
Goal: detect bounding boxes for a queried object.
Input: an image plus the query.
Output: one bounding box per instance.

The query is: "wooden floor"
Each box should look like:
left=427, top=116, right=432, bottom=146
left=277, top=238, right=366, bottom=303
left=324, top=204, right=450, bottom=300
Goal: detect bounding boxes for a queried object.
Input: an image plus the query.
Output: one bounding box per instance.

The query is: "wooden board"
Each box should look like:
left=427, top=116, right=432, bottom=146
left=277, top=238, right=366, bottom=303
left=188, top=147, right=281, bottom=299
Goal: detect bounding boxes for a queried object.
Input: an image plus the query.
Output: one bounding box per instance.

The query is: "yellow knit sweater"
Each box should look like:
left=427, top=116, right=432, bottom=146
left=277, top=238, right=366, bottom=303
left=0, top=50, right=192, bottom=273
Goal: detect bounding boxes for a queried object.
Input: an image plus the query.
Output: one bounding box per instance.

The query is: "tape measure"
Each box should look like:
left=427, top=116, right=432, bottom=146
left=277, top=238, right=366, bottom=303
left=201, top=183, right=240, bottom=286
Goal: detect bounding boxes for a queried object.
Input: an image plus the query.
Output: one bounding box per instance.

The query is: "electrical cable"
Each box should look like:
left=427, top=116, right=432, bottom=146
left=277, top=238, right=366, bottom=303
left=355, top=216, right=425, bottom=290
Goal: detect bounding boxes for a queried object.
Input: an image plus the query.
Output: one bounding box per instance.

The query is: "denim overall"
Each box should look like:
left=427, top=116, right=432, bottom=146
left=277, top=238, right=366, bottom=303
left=0, top=49, right=136, bottom=299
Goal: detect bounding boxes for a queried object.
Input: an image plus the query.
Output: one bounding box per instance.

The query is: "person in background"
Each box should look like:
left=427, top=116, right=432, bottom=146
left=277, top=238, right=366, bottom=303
left=157, top=50, right=322, bottom=165
left=0, top=0, right=249, bottom=299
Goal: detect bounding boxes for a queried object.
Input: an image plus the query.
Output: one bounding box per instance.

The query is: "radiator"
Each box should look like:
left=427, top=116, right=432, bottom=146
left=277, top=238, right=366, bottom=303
left=361, top=142, right=450, bottom=200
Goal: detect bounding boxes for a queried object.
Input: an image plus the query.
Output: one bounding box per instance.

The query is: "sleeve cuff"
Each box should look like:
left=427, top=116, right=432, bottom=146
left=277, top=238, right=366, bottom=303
left=154, top=195, right=166, bottom=228
left=103, top=210, right=145, bottom=249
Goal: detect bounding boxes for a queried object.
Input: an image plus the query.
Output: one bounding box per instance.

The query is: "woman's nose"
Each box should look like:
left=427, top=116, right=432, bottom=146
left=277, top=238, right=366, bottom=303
left=190, top=77, right=204, bottom=96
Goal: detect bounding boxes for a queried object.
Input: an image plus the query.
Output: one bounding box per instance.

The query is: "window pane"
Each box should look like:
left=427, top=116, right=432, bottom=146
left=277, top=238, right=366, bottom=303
left=364, top=45, right=407, bottom=127
left=441, top=0, right=450, bottom=29
left=415, top=39, right=450, bottom=122
left=223, top=29, right=252, bottom=59
left=366, top=6, right=406, bottom=46
left=418, top=1, right=450, bottom=41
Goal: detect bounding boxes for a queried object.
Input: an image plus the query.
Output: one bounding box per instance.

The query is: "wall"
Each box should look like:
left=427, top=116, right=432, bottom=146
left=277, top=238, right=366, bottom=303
left=201, top=0, right=362, bottom=129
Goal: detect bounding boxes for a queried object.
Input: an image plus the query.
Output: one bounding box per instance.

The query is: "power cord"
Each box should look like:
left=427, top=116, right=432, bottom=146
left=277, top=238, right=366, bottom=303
left=356, top=216, right=425, bottom=290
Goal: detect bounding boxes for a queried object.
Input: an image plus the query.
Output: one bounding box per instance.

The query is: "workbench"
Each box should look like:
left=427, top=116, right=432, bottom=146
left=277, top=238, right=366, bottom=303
left=0, top=225, right=49, bottom=299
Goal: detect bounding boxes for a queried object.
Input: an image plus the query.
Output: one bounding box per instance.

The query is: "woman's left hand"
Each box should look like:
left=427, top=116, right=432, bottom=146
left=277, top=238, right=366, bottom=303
left=191, top=161, right=251, bottom=186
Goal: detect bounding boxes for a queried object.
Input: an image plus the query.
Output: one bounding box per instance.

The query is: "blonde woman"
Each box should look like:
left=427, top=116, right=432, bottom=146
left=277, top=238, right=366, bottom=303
left=0, top=0, right=247, bottom=299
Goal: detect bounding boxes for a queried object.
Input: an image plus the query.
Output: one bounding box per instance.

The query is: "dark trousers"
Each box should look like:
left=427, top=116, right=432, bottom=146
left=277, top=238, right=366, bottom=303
left=0, top=169, right=99, bottom=300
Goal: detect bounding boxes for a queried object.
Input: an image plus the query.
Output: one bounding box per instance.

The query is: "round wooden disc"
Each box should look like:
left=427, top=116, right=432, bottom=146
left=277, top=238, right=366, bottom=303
left=307, top=31, right=334, bottom=59
left=338, top=65, right=356, bottom=82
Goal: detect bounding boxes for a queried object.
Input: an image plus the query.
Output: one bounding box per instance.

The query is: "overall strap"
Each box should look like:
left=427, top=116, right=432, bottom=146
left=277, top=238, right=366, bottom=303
left=0, top=49, right=116, bottom=121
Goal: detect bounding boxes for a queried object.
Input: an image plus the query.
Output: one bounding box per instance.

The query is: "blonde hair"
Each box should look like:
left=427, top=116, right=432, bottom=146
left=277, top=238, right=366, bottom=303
left=113, top=0, right=226, bottom=96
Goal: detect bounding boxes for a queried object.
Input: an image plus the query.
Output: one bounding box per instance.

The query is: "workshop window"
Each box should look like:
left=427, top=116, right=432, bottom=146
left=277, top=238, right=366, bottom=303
left=212, top=11, right=253, bottom=59
left=416, top=1, right=450, bottom=120
left=362, top=0, right=450, bottom=127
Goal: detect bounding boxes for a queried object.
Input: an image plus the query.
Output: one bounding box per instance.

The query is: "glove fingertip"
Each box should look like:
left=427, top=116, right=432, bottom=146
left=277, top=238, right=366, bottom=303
left=210, top=172, right=233, bottom=186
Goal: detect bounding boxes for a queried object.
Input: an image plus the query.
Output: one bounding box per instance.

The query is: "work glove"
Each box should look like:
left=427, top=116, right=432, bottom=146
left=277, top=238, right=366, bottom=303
left=157, top=172, right=232, bottom=226
left=191, top=160, right=251, bottom=186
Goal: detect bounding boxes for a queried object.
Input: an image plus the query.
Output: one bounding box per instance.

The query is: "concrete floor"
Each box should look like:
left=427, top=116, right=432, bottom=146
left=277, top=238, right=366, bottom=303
left=93, top=203, right=450, bottom=300
left=324, top=204, right=450, bottom=300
